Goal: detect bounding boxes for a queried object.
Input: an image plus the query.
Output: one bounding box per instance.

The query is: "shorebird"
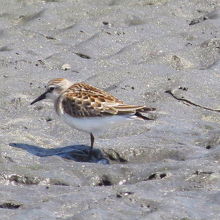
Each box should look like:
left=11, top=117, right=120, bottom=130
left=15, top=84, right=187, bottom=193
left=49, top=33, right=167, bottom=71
left=31, top=78, right=155, bottom=156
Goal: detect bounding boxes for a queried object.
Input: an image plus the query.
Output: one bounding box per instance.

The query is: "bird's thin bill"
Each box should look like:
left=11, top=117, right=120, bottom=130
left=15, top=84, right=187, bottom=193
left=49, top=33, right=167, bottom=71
left=31, top=92, right=47, bottom=105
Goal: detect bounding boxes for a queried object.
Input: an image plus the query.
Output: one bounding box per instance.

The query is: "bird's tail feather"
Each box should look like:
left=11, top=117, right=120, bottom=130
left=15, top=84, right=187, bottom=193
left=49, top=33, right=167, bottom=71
left=135, top=111, right=154, bottom=120
left=141, top=107, right=156, bottom=112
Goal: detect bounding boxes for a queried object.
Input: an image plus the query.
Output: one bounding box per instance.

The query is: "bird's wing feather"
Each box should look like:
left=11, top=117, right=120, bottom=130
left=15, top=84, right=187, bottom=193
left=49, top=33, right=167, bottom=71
left=70, top=83, right=123, bottom=103
left=60, top=82, right=153, bottom=117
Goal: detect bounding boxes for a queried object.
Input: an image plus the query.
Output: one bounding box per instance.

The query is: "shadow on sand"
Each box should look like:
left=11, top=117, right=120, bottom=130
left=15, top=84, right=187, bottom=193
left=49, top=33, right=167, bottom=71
left=9, top=143, right=109, bottom=164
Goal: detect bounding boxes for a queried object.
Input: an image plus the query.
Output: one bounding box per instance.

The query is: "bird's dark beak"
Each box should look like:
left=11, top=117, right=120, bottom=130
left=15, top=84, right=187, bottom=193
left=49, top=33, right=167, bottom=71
left=31, top=91, right=48, bottom=105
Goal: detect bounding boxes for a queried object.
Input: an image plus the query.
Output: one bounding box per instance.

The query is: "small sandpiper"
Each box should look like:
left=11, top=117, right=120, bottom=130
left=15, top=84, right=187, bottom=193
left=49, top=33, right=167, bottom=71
left=31, top=78, right=155, bottom=156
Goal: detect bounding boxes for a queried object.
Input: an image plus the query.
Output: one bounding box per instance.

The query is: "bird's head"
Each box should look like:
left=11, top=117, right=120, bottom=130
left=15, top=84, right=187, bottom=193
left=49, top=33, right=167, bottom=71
left=31, top=78, right=72, bottom=105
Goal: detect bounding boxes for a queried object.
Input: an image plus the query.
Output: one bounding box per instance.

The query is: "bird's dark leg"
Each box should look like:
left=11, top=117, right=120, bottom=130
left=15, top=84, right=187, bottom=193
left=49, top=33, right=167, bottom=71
left=88, top=133, right=94, bottom=157
left=90, top=133, right=94, bottom=150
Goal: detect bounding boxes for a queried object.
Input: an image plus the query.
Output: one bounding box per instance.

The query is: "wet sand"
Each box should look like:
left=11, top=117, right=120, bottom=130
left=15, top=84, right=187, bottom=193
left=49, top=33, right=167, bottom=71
left=0, top=0, right=220, bottom=219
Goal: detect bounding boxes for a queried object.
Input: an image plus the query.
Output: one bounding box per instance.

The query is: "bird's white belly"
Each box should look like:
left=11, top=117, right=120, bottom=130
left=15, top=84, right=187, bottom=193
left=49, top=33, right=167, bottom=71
left=60, top=113, right=132, bottom=134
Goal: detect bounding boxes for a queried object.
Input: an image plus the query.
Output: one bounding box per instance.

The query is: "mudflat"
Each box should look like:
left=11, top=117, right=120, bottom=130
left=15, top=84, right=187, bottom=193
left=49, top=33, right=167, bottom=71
left=0, top=0, right=220, bottom=219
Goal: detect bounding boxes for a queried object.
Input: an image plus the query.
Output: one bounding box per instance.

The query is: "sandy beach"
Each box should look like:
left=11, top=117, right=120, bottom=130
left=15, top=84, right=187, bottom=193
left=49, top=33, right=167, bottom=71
left=0, top=0, right=220, bottom=219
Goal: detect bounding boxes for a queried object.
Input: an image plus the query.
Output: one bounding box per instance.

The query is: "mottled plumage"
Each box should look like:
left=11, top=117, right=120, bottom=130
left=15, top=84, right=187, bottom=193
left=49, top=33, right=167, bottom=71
left=31, top=78, right=155, bottom=156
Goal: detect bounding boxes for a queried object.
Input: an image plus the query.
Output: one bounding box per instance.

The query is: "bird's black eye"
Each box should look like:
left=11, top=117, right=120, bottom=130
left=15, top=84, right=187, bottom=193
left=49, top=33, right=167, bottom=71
left=48, top=87, right=55, bottom=92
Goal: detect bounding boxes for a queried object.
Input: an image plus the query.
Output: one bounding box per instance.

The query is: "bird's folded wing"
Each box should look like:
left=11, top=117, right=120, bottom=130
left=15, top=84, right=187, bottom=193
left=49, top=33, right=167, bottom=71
left=68, top=82, right=123, bottom=103
left=110, top=104, right=155, bottom=114
left=60, top=83, right=121, bottom=117
left=60, top=82, right=154, bottom=117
